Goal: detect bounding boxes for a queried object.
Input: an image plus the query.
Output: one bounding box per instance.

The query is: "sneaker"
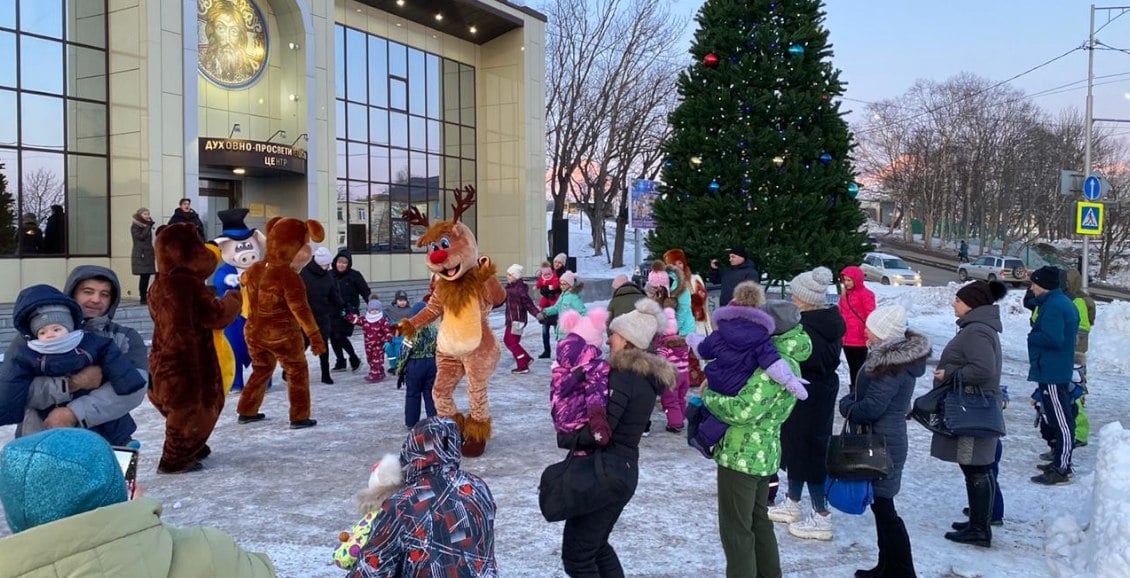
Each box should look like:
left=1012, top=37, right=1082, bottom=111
left=788, top=511, right=833, bottom=541
left=511, top=367, right=530, bottom=375
left=1037, top=462, right=1074, bottom=476
left=1039, top=450, right=1055, bottom=461
left=642, top=420, right=651, bottom=437
left=665, top=425, right=684, bottom=434
left=538, top=351, right=551, bottom=359
left=237, top=413, right=266, bottom=424
left=1031, top=469, right=1072, bottom=486
left=768, top=498, right=803, bottom=524
left=331, top=362, right=347, bottom=372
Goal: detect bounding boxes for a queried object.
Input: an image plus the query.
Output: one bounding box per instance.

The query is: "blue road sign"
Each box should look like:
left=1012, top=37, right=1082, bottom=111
left=1083, top=175, right=1102, bottom=201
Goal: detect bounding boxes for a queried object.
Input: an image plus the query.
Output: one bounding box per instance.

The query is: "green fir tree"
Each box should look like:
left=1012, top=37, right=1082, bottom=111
left=647, top=0, right=867, bottom=284
left=0, top=164, right=16, bottom=255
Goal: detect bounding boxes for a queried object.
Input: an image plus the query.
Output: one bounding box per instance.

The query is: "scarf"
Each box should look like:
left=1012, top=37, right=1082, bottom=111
left=365, top=311, right=384, bottom=324
left=27, top=330, right=86, bottom=355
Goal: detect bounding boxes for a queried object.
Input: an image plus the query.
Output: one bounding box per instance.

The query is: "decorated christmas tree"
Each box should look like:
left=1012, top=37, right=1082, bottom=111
left=647, top=0, right=867, bottom=284
left=0, top=164, right=16, bottom=255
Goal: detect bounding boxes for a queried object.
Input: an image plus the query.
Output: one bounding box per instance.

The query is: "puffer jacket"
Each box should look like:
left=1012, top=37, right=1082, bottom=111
left=505, top=278, right=540, bottom=327
left=606, top=284, right=645, bottom=331
left=536, top=273, right=561, bottom=310
left=301, top=261, right=344, bottom=338
left=670, top=272, right=695, bottom=336
left=1026, top=288, right=1079, bottom=384
left=698, top=305, right=781, bottom=396
left=347, top=418, right=497, bottom=577
left=704, top=323, right=811, bottom=477
left=1064, top=269, right=1096, bottom=358
left=838, top=266, right=876, bottom=347
left=331, top=250, right=372, bottom=339
left=0, top=497, right=275, bottom=578
left=839, top=331, right=931, bottom=498
left=542, top=286, right=586, bottom=340
left=780, top=306, right=846, bottom=484
left=550, top=334, right=611, bottom=443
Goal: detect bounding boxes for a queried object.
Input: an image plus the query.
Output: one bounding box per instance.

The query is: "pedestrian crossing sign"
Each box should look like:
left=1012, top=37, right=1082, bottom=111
left=1076, top=201, right=1103, bottom=236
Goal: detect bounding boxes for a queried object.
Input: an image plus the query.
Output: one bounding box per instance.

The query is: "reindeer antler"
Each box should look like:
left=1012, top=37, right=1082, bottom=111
left=451, top=185, right=476, bottom=223
left=402, top=206, right=429, bottom=229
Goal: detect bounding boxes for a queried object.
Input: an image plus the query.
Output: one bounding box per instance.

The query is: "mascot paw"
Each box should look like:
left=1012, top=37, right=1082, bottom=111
left=224, top=274, right=240, bottom=288
left=461, top=417, right=492, bottom=458
left=398, top=319, right=417, bottom=340
left=477, top=256, right=497, bottom=277
left=310, top=334, right=327, bottom=356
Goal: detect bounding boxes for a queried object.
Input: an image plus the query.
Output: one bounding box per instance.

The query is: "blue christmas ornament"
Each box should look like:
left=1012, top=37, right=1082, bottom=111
left=709, top=180, right=721, bottom=192
left=788, top=44, right=805, bottom=56
left=847, top=182, right=860, bottom=198
left=819, top=153, right=832, bottom=165
left=738, top=139, right=747, bottom=148
left=663, top=160, right=672, bottom=169
left=769, top=41, right=778, bottom=50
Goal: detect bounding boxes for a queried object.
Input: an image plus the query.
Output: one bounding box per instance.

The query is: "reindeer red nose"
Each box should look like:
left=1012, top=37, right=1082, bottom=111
left=429, top=248, right=449, bottom=264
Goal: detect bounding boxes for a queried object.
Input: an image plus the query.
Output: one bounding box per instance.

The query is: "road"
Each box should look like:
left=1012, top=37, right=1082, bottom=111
left=898, top=258, right=957, bottom=287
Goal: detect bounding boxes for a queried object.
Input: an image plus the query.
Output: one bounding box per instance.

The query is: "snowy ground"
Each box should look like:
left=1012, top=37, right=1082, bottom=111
left=2, top=281, right=1128, bottom=577
left=546, top=211, right=642, bottom=279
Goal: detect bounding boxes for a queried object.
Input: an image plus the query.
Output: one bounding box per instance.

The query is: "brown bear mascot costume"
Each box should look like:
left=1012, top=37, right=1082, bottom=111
left=148, top=222, right=242, bottom=473
left=236, top=216, right=327, bottom=429
left=400, top=186, right=505, bottom=456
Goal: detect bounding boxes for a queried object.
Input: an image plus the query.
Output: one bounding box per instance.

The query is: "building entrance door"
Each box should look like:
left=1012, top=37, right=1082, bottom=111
left=198, top=179, right=240, bottom=240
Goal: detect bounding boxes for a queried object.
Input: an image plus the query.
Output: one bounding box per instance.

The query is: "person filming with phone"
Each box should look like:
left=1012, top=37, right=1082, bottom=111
left=0, top=428, right=277, bottom=577
left=708, top=246, right=761, bottom=308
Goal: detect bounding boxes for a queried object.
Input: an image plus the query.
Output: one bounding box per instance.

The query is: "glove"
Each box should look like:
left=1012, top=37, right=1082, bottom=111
left=309, top=332, right=327, bottom=356
left=223, top=274, right=240, bottom=288
left=766, top=358, right=809, bottom=400
left=397, top=319, right=417, bottom=340
left=587, top=405, right=611, bottom=447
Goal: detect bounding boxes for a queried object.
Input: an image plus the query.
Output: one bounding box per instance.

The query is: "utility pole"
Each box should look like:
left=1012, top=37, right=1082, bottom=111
left=1083, top=4, right=1095, bottom=290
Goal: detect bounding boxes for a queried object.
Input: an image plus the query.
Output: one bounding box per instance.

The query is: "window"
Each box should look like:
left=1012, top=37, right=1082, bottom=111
left=334, top=23, right=475, bottom=254
left=0, top=0, right=109, bottom=258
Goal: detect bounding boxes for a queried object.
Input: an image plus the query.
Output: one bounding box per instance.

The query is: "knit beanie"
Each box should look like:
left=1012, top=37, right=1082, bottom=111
left=1029, top=266, right=1061, bottom=290
left=313, top=246, right=334, bottom=267
left=0, top=429, right=128, bottom=533
left=611, top=274, right=629, bottom=290
left=29, top=304, right=75, bottom=336
left=553, top=253, right=568, bottom=266
left=866, top=305, right=908, bottom=341
left=560, top=271, right=578, bottom=288
left=790, top=266, right=833, bottom=306
left=956, top=280, right=1008, bottom=310
left=762, top=300, right=801, bottom=336
left=726, top=246, right=748, bottom=260
left=560, top=308, right=609, bottom=347
left=368, top=299, right=382, bottom=311
left=646, top=270, right=671, bottom=290
left=395, top=290, right=409, bottom=302
left=609, top=298, right=666, bottom=349
left=506, top=264, right=524, bottom=278
left=730, top=281, right=766, bottom=307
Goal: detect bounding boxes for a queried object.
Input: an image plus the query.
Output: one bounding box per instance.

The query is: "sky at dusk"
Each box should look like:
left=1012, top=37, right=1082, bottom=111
left=667, top=0, right=1130, bottom=130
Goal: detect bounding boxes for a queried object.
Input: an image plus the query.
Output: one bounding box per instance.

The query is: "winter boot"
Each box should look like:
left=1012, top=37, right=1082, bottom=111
left=945, top=471, right=993, bottom=547
left=461, top=416, right=492, bottom=458
left=157, top=459, right=204, bottom=475
left=768, top=498, right=803, bottom=523
left=332, top=359, right=347, bottom=372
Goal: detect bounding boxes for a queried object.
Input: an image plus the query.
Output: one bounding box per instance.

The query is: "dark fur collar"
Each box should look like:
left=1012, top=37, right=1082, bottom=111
left=712, top=305, right=774, bottom=333
left=609, top=348, right=677, bottom=391
left=862, top=330, right=932, bottom=376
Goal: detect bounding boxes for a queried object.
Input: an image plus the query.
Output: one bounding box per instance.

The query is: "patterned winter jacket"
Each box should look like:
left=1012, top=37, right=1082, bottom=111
left=698, top=305, right=782, bottom=396
left=550, top=333, right=611, bottom=445
left=704, top=323, right=812, bottom=477
left=346, top=417, right=497, bottom=578
left=652, top=313, right=689, bottom=378
left=346, top=312, right=394, bottom=352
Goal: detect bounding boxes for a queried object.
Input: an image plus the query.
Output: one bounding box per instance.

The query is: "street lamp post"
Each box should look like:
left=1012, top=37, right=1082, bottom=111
left=1084, top=4, right=1096, bottom=290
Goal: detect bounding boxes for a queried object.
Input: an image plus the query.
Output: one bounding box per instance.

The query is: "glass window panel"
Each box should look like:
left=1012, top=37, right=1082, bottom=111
left=65, top=0, right=105, bottom=48
left=335, top=99, right=345, bottom=139
left=20, top=94, right=63, bottom=148
left=335, top=139, right=346, bottom=180
left=443, top=122, right=459, bottom=157
left=368, top=106, right=388, bottom=145
left=408, top=116, right=425, bottom=151
left=0, top=32, right=14, bottom=88
left=442, top=59, right=459, bottom=123
left=20, top=151, right=64, bottom=253
left=389, top=111, right=407, bottom=148
left=346, top=28, right=367, bottom=102
left=389, top=147, right=408, bottom=185
left=21, top=36, right=63, bottom=94
left=369, top=183, right=391, bottom=252
left=461, top=127, right=475, bottom=159
left=66, top=99, right=106, bottom=154
left=66, top=44, right=106, bottom=100
left=388, top=41, right=406, bottom=78
left=425, top=54, right=440, bottom=119
left=443, top=156, right=460, bottom=189
left=389, top=77, right=406, bottom=111
left=0, top=0, right=13, bottom=29
left=426, top=154, right=440, bottom=179
left=426, top=119, right=440, bottom=153
left=19, top=0, right=62, bottom=38
left=346, top=180, right=369, bottom=252
left=0, top=148, right=16, bottom=255
left=409, top=151, right=425, bottom=180
left=369, top=145, right=389, bottom=182
left=347, top=102, right=367, bottom=141
left=461, top=159, right=476, bottom=187
left=347, top=141, right=367, bottom=180
left=67, top=153, right=104, bottom=254
left=0, top=89, right=14, bottom=143
left=408, top=48, right=425, bottom=116
left=334, top=25, right=344, bottom=99
left=367, top=36, right=387, bottom=108
left=459, top=64, right=475, bottom=127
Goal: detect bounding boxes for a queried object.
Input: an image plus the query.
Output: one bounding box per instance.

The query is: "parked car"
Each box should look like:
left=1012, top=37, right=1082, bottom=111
left=860, top=252, right=922, bottom=287
left=957, top=255, right=1028, bottom=287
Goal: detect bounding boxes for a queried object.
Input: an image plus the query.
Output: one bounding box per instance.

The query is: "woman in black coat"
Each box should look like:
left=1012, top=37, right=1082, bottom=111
left=773, top=267, right=846, bottom=540
left=555, top=299, right=674, bottom=577
left=302, top=247, right=345, bottom=384
left=330, top=249, right=371, bottom=371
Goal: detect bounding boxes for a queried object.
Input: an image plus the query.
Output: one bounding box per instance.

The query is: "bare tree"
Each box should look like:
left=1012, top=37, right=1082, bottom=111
left=21, top=167, right=63, bottom=222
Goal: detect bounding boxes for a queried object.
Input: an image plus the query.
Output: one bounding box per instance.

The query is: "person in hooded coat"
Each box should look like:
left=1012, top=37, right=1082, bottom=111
left=839, top=265, right=876, bottom=393
left=302, top=246, right=345, bottom=384
left=331, top=249, right=372, bottom=371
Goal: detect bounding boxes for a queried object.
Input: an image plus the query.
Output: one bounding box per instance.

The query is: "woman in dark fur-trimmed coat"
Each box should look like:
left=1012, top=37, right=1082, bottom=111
left=839, top=305, right=930, bottom=578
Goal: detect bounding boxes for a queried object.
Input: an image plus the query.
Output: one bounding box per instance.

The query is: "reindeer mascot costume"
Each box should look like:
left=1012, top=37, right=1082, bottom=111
left=399, top=186, right=505, bottom=456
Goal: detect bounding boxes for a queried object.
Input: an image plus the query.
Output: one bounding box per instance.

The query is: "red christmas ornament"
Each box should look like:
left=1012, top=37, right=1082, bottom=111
left=821, top=94, right=830, bottom=101
left=704, top=53, right=720, bottom=68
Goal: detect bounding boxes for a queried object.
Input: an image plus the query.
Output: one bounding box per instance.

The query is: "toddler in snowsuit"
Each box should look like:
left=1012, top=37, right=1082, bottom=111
left=383, top=290, right=413, bottom=373
left=687, top=283, right=808, bottom=457
left=1, top=285, right=147, bottom=445
left=346, top=299, right=393, bottom=383
left=654, top=307, right=691, bottom=433
left=549, top=309, right=611, bottom=452
left=333, top=453, right=405, bottom=570
left=398, top=302, right=438, bottom=428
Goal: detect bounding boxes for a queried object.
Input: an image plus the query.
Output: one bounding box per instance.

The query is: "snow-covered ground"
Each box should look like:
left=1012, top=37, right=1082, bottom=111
left=2, top=280, right=1128, bottom=577
left=546, top=210, right=642, bottom=280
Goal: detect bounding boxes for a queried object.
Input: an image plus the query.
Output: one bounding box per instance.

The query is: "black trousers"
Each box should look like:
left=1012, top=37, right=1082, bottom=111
left=870, top=496, right=916, bottom=577
left=561, top=497, right=630, bottom=578
left=330, top=336, right=358, bottom=365
left=1038, top=382, right=1076, bottom=473
left=844, top=346, right=868, bottom=393
left=138, top=273, right=153, bottom=303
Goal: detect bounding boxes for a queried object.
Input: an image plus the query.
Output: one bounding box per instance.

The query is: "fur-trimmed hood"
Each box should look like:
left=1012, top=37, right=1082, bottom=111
left=862, top=330, right=931, bottom=377
left=712, top=304, right=775, bottom=334
left=609, top=347, right=677, bottom=392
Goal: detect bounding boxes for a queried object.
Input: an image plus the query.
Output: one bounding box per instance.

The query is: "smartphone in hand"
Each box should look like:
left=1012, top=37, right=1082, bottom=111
left=111, top=446, right=139, bottom=499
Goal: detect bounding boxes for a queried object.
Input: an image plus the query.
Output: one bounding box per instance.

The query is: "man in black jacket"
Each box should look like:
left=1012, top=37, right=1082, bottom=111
left=708, top=246, right=760, bottom=306
left=167, top=198, right=205, bottom=240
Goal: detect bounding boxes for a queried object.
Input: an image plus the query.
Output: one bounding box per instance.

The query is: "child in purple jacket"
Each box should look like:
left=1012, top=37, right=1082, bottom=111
left=549, top=309, right=611, bottom=451
left=688, top=282, right=808, bottom=456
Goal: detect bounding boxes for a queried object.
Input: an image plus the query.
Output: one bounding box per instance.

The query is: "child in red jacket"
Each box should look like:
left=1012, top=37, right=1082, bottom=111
left=346, top=298, right=394, bottom=383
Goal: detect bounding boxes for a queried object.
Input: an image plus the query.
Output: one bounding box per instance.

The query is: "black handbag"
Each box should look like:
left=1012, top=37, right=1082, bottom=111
left=540, top=445, right=634, bottom=523
left=909, top=384, right=954, bottom=438
left=826, top=415, right=893, bottom=481
left=943, top=376, right=1006, bottom=438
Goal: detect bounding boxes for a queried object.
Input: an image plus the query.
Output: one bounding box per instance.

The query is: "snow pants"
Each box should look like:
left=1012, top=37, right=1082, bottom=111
left=660, top=371, right=690, bottom=428
left=716, top=465, right=781, bottom=578
left=404, top=357, right=436, bottom=427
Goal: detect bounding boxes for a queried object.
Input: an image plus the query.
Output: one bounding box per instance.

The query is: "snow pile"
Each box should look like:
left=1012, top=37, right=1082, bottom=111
left=1047, top=422, right=1130, bottom=577
left=1088, top=300, right=1130, bottom=376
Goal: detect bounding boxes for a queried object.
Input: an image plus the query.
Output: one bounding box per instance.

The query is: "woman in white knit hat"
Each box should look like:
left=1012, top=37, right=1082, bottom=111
left=556, top=299, right=674, bottom=576
left=838, top=304, right=931, bottom=577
